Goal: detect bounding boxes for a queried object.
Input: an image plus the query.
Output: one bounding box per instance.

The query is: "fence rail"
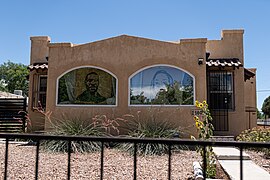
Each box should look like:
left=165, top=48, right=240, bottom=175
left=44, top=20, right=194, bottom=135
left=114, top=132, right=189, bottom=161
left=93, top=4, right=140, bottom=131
left=0, top=133, right=270, bottom=180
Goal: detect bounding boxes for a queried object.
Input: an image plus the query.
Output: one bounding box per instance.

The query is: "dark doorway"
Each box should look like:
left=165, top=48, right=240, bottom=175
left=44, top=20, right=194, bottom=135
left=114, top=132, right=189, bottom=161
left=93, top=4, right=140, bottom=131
left=207, top=71, right=234, bottom=131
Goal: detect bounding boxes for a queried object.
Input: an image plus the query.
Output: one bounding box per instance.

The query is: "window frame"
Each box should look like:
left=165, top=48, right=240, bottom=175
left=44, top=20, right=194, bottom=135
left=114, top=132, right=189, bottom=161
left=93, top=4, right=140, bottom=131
left=128, top=64, right=195, bottom=107
left=56, top=66, right=118, bottom=107
left=38, top=75, right=47, bottom=109
left=31, top=74, right=47, bottom=110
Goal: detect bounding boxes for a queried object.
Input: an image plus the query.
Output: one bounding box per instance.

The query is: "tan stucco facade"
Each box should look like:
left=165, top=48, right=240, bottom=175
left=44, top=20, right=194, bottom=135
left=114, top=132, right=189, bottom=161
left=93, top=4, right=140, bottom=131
left=28, top=29, right=257, bottom=137
left=207, top=30, right=245, bottom=136
left=244, top=68, right=257, bottom=129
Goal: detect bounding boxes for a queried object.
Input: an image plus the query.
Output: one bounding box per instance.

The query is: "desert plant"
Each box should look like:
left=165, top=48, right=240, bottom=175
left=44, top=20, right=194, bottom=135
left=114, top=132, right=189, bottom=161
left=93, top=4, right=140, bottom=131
left=236, top=127, right=270, bottom=157
left=119, top=109, right=182, bottom=155
left=192, top=100, right=216, bottom=178
left=39, top=110, right=126, bottom=153
left=41, top=115, right=103, bottom=153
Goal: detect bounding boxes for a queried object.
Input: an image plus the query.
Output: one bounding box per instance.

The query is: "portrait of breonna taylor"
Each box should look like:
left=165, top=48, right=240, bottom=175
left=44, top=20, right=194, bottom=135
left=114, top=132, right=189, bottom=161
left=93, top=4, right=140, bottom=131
left=57, top=68, right=116, bottom=105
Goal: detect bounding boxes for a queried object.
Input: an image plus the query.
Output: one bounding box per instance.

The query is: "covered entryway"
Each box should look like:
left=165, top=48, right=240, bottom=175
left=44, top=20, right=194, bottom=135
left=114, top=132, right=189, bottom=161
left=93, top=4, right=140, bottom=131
left=206, top=58, right=242, bottom=132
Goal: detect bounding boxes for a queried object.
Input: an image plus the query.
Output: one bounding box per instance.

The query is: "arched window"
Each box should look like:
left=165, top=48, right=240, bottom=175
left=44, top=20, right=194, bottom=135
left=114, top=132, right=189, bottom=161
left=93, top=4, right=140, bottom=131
left=57, top=67, right=117, bottom=106
left=129, top=65, right=194, bottom=105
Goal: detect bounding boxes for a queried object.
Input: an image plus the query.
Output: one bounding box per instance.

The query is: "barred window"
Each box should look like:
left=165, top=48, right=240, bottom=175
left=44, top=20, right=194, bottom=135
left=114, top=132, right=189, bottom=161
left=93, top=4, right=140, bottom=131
left=208, top=71, right=234, bottom=110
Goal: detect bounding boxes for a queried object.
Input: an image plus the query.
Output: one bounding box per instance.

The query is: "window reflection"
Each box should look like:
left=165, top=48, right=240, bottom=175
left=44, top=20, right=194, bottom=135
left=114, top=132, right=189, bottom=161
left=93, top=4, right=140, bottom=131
left=130, top=66, right=194, bottom=105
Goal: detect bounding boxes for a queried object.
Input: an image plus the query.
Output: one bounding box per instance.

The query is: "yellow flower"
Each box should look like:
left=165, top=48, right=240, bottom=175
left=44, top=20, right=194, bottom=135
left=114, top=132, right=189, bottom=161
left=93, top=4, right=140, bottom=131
left=196, top=121, right=203, bottom=128
left=194, top=116, right=199, bottom=121
left=199, top=103, right=204, bottom=108
left=195, top=121, right=203, bottom=129
left=195, top=100, right=199, bottom=107
left=203, top=100, right=207, bottom=105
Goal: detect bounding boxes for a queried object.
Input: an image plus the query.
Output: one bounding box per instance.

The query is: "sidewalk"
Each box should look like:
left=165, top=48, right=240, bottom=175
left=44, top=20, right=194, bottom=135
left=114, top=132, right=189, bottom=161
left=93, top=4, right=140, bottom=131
left=213, top=147, right=270, bottom=180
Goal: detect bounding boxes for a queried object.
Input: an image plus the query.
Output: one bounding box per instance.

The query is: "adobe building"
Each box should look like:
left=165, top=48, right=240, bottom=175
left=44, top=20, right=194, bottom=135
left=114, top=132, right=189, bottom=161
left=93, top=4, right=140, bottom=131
left=28, top=29, right=257, bottom=137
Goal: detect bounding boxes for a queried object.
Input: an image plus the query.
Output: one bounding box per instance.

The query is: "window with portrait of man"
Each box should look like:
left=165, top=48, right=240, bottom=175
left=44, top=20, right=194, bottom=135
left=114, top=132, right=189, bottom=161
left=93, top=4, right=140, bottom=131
left=57, top=67, right=117, bottom=105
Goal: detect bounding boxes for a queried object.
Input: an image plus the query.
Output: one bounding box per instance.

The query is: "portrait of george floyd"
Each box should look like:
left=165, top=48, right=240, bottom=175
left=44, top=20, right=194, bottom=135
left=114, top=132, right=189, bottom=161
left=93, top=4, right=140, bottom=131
left=57, top=68, right=116, bottom=105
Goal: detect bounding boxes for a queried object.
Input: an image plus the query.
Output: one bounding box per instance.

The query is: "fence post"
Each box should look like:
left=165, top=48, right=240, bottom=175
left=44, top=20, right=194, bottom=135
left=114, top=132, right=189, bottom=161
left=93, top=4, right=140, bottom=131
left=67, top=140, right=71, bottom=180
left=240, top=146, right=243, bottom=180
left=203, top=145, right=206, bottom=180
left=168, top=144, right=172, bottom=180
left=100, top=142, right=104, bottom=180
left=35, top=140, right=40, bottom=180
left=4, top=138, right=9, bottom=180
left=133, top=142, right=137, bottom=180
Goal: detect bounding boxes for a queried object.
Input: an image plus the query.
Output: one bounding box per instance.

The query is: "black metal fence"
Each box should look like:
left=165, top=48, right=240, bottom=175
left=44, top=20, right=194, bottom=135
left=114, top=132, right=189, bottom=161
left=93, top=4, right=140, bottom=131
left=0, top=133, right=270, bottom=180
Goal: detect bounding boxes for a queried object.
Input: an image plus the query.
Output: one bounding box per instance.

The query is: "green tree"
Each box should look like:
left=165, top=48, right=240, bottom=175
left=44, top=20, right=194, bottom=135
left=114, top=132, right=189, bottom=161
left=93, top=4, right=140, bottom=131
left=0, top=60, right=29, bottom=96
left=257, top=108, right=263, bottom=119
left=262, top=96, right=270, bottom=118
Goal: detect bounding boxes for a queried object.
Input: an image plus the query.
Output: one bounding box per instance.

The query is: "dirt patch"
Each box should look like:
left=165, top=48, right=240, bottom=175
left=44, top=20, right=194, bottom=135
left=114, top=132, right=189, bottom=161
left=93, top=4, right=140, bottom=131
left=215, top=160, right=230, bottom=179
left=246, top=150, right=270, bottom=173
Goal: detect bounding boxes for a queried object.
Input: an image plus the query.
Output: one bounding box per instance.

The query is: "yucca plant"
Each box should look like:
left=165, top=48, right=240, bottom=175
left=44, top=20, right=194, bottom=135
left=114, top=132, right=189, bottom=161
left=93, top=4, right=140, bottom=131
left=41, top=111, right=125, bottom=153
left=42, top=115, right=103, bottom=153
left=119, top=109, right=182, bottom=155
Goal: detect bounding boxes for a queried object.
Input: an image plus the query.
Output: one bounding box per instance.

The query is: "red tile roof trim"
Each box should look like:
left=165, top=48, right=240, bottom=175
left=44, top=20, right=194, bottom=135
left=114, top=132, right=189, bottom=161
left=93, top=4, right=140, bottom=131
left=206, top=58, right=242, bottom=67
left=28, top=63, right=48, bottom=70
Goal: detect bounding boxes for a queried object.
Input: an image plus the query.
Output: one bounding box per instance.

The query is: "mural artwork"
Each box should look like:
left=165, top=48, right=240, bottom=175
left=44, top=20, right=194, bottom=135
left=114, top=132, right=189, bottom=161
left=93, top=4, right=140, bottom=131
left=58, top=68, right=116, bottom=105
left=130, top=66, right=194, bottom=105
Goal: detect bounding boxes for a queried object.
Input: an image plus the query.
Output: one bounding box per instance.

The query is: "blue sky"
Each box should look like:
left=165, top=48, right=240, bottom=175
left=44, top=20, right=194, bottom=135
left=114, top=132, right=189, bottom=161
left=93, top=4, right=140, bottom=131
left=0, top=0, right=269, bottom=110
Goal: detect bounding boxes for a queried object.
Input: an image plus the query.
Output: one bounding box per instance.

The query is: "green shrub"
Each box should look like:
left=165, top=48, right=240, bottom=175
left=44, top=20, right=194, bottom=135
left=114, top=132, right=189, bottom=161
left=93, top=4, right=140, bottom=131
left=119, top=110, right=183, bottom=155
left=236, top=127, right=270, bottom=156
left=236, top=127, right=270, bottom=142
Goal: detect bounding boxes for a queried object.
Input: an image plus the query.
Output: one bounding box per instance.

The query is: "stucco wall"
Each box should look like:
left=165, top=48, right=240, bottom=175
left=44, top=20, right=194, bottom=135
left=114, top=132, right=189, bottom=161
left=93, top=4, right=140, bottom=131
left=28, top=29, right=256, bottom=137
left=206, top=30, right=249, bottom=136
left=28, top=36, right=50, bottom=131
left=244, top=68, right=257, bottom=129
left=44, top=36, right=207, bottom=136
left=206, top=30, right=244, bottom=64
left=30, top=36, right=50, bottom=64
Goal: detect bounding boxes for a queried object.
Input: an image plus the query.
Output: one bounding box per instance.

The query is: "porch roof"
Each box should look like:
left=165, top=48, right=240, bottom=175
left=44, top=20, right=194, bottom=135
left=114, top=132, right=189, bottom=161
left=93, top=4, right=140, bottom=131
left=206, top=58, right=242, bottom=67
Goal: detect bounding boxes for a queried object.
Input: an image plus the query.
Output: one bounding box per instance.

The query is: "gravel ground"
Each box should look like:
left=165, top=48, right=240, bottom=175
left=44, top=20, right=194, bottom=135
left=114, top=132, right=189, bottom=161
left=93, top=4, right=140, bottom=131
left=0, top=143, right=201, bottom=180
left=245, top=150, right=270, bottom=173
left=3, top=142, right=267, bottom=179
